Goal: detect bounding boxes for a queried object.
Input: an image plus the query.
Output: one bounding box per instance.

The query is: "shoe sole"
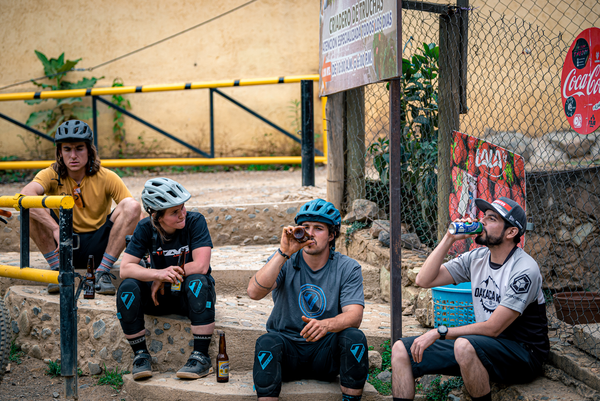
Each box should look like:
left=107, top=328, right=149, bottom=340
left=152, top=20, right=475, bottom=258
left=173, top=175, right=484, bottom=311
left=176, top=366, right=213, bottom=379
left=96, top=289, right=116, bottom=295
left=133, top=370, right=153, bottom=380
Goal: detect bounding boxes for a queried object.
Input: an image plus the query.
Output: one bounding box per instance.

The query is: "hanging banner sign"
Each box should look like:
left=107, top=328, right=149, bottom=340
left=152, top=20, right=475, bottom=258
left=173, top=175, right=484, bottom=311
left=561, top=27, right=600, bottom=135
left=318, top=0, right=400, bottom=97
left=449, top=131, right=526, bottom=255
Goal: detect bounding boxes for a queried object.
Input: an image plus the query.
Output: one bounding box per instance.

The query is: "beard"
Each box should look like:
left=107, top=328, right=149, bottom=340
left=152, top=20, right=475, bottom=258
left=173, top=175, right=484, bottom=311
left=475, top=228, right=505, bottom=247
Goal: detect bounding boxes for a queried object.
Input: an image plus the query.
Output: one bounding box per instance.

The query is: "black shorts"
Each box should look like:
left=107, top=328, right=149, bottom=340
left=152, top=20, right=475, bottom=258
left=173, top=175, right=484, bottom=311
left=51, top=210, right=113, bottom=270
left=401, top=335, right=543, bottom=384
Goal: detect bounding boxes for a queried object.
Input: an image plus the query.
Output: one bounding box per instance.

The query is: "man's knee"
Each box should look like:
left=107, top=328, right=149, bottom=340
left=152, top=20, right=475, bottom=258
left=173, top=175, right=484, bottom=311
left=116, top=279, right=145, bottom=334
left=391, top=339, right=410, bottom=366
left=114, top=198, right=141, bottom=224
left=338, top=328, right=368, bottom=390
left=253, top=333, right=285, bottom=398
left=454, top=338, right=477, bottom=365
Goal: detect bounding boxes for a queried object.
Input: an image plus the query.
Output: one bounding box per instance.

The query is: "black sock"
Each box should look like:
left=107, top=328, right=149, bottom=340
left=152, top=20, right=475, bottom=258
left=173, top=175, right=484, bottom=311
left=472, top=393, right=492, bottom=401
left=393, top=398, right=413, bottom=401
left=128, top=334, right=148, bottom=354
left=342, top=395, right=361, bottom=401
left=193, top=334, right=212, bottom=356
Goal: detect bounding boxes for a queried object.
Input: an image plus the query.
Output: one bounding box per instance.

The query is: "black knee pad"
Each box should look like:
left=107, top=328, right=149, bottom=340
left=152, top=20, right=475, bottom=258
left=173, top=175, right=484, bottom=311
left=116, top=278, right=145, bottom=335
left=253, top=333, right=284, bottom=398
left=338, top=328, right=369, bottom=390
left=184, top=274, right=216, bottom=325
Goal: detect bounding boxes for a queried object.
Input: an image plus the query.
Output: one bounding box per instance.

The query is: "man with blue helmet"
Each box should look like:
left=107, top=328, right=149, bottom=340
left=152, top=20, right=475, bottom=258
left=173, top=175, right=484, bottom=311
left=247, top=199, right=368, bottom=401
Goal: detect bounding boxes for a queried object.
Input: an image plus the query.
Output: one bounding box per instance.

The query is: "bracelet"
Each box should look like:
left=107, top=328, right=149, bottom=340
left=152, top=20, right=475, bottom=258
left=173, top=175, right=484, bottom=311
left=277, top=248, right=290, bottom=259
left=254, top=275, right=271, bottom=290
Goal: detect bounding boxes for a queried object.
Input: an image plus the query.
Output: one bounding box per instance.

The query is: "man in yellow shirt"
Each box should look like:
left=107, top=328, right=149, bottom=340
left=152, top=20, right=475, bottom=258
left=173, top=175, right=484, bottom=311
left=21, top=120, right=141, bottom=295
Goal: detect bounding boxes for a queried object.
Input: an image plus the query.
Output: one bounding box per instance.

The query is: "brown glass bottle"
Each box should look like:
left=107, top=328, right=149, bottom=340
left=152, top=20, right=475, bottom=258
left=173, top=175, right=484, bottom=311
left=83, top=255, right=95, bottom=299
left=292, top=226, right=312, bottom=243
left=171, top=250, right=186, bottom=297
left=216, top=331, right=229, bottom=382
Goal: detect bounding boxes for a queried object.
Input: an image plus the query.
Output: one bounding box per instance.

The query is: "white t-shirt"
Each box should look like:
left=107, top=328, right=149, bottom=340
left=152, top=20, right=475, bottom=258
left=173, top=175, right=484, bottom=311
left=444, top=246, right=549, bottom=361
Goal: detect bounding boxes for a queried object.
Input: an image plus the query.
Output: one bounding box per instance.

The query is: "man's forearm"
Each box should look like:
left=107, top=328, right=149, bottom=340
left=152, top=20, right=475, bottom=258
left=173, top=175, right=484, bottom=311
left=322, top=309, right=362, bottom=333
left=415, top=234, right=454, bottom=287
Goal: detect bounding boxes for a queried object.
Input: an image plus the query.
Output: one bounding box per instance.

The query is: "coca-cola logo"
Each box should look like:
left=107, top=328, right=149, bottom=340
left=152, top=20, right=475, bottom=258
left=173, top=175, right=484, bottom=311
left=561, top=28, right=600, bottom=135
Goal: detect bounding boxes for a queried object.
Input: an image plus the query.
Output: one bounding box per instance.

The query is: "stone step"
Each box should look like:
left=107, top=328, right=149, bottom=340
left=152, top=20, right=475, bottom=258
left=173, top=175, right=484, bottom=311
left=6, top=285, right=419, bottom=377
left=122, top=371, right=385, bottom=401
left=0, top=246, right=384, bottom=301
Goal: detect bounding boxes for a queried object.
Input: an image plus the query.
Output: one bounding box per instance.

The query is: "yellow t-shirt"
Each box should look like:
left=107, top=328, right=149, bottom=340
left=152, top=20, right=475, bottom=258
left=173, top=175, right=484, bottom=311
left=33, top=166, right=132, bottom=233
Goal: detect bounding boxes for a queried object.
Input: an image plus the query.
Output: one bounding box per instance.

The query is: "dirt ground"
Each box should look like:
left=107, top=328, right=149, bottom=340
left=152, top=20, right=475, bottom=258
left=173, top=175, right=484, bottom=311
left=0, top=167, right=327, bottom=400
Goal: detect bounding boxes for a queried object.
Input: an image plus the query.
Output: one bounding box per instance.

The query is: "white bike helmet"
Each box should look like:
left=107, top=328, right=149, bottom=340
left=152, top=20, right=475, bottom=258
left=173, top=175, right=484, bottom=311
left=141, top=177, right=191, bottom=214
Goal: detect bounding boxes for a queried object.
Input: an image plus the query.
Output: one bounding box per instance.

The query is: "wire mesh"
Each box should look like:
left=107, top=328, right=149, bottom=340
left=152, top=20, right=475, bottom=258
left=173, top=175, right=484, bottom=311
left=331, top=1, right=600, bottom=361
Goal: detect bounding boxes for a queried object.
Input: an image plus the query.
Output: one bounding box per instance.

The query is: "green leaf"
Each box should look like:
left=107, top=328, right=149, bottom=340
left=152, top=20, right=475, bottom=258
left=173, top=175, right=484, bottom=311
left=24, top=99, right=46, bottom=105
left=63, top=76, right=102, bottom=90
left=31, top=80, right=56, bottom=89
left=56, top=97, right=82, bottom=106
left=56, top=59, right=80, bottom=74
left=26, top=109, right=53, bottom=127
left=47, top=115, right=66, bottom=136
left=70, top=106, right=93, bottom=120
left=34, top=50, right=54, bottom=76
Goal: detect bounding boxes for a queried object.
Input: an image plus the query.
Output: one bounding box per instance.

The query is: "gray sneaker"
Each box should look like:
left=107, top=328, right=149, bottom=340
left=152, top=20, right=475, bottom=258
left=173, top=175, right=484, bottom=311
left=176, top=351, right=213, bottom=379
left=132, top=350, right=152, bottom=380
left=95, top=270, right=116, bottom=295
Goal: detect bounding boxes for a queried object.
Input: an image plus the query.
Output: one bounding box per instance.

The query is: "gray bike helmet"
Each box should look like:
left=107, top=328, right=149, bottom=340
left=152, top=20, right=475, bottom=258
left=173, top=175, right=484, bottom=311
left=141, top=177, right=191, bottom=214
left=54, top=120, right=94, bottom=144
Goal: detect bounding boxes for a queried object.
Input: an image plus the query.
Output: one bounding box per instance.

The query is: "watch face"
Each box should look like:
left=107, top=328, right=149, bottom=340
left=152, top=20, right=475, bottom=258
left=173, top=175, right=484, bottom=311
left=438, top=325, right=448, bottom=335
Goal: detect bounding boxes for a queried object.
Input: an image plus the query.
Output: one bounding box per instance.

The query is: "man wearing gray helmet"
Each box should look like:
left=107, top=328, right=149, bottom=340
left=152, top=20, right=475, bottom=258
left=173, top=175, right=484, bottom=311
left=118, top=177, right=216, bottom=380
left=20, top=120, right=140, bottom=295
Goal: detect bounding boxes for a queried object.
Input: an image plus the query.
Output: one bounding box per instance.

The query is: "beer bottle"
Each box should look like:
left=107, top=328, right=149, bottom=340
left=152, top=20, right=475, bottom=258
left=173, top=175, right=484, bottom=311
left=217, top=331, right=229, bottom=382
left=171, top=250, right=186, bottom=296
left=83, top=255, right=95, bottom=299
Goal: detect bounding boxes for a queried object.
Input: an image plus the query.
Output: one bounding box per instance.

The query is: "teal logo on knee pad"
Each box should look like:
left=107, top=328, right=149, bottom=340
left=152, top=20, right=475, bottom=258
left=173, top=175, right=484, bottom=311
left=120, top=292, right=135, bottom=309
left=257, top=351, right=273, bottom=370
left=350, top=344, right=365, bottom=362
left=188, top=279, right=202, bottom=297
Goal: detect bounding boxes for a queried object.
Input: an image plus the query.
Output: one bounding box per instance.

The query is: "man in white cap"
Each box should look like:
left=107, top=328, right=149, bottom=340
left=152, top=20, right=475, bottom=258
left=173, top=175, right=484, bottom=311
left=391, top=197, right=548, bottom=401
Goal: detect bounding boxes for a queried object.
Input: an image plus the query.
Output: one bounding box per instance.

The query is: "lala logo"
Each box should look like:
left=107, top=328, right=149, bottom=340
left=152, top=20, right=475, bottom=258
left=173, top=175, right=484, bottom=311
left=475, top=147, right=506, bottom=178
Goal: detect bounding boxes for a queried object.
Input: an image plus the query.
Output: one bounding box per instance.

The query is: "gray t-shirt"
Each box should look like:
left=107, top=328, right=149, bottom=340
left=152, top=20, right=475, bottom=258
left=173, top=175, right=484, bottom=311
left=266, top=250, right=364, bottom=341
left=444, top=246, right=549, bottom=361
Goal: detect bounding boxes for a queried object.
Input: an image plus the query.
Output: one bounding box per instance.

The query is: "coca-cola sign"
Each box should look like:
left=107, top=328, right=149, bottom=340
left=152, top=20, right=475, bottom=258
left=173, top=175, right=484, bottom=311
left=561, top=28, right=600, bottom=135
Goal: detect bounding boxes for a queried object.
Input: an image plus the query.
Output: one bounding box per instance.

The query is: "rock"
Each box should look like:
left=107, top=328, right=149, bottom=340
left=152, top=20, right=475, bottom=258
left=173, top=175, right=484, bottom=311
left=242, top=238, right=252, bottom=245
left=269, top=235, right=279, bottom=244
left=225, top=215, right=232, bottom=221
left=416, top=289, right=432, bottom=310
left=53, top=392, right=59, bottom=398
left=369, top=220, right=390, bottom=238
left=216, top=233, right=230, bottom=242
left=11, top=321, right=19, bottom=334
left=85, top=316, right=91, bottom=324
left=32, top=307, right=41, bottom=316
left=415, top=307, right=434, bottom=328
left=523, top=233, right=552, bottom=263
left=378, top=231, right=390, bottom=247
left=558, top=213, right=575, bottom=227
left=346, top=199, right=379, bottom=223
left=401, top=233, right=422, bottom=249
left=376, top=370, right=392, bottom=382
left=112, top=349, right=123, bottom=363
left=407, top=267, right=420, bottom=284
left=571, top=222, right=596, bottom=247
left=30, top=345, right=42, bottom=359
left=92, top=320, right=106, bottom=339
left=528, top=137, right=566, bottom=167
left=546, top=130, right=596, bottom=158
left=17, top=311, right=30, bottom=335
left=484, top=129, right=534, bottom=161
left=286, top=207, right=297, bottom=214
left=41, top=328, right=52, bottom=340
left=168, top=336, right=174, bottom=345
left=99, top=347, right=108, bottom=360
left=40, top=313, right=51, bottom=322
left=88, top=362, right=102, bottom=375
left=248, top=214, right=256, bottom=219
left=402, top=299, right=414, bottom=316
left=163, top=323, right=171, bottom=330
left=368, top=350, right=382, bottom=370
left=380, top=267, right=390, bottom=302
left=149, top=340, right=163, bottom=353
left=573, top=187, right=600, bottom=216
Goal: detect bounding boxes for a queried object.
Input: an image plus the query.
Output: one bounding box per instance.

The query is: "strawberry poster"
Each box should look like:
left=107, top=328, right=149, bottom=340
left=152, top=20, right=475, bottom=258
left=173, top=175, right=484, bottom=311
left=561, top=27, right=600, bottom=135
left=449, top=131, right=526, bottom=255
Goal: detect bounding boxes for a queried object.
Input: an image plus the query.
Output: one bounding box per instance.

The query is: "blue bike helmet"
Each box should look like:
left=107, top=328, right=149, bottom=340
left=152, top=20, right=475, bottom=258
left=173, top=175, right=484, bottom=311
left=294, top=198, right=341, bottom=228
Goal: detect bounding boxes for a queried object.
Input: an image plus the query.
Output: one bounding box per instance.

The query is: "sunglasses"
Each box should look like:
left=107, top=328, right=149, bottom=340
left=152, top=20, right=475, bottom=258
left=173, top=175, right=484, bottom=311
left=72, top=184, right=85, bottom=208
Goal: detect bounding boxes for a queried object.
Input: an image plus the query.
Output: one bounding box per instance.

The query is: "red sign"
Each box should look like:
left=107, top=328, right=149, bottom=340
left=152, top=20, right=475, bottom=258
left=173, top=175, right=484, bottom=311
left=449, top=131, right=526, bottom=255
left=561, top=27, right=600, bottom=135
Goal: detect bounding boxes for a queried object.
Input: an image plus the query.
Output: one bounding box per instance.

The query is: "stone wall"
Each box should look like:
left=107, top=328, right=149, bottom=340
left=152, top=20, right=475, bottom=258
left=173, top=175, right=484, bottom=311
left=524, top=166, right=600, bottom=292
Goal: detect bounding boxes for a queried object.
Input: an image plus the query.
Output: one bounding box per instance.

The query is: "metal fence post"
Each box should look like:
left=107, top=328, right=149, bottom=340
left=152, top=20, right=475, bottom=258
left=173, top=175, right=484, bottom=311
left=58, top=207, right=77, bottom=398
left=301, top=80, right=315, bottom=187
left=19, top=207, right=29, bottom=269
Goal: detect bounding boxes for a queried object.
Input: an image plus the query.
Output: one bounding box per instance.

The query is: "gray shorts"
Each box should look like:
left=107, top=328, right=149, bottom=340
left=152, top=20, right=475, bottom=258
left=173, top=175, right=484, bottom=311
left=400, top=335, right=543, bottom=384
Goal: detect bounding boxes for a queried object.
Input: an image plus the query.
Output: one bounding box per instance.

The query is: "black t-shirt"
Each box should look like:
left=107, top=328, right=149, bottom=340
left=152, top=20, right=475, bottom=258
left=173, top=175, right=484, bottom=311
left=125, top=212, right=213, bottom=273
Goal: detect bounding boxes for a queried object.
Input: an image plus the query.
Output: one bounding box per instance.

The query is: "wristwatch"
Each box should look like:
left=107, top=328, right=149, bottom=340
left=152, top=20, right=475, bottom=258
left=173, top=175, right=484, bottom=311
left=437, top=325, right=448, bottom=340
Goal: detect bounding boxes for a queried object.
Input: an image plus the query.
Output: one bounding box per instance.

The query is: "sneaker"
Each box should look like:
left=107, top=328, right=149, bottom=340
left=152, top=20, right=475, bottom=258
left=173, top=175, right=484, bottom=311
left=132, top=350, right=152, bottom=380
left=176, top=351, right=213, bottom=379
left=95, top=270, right=116, bottom=295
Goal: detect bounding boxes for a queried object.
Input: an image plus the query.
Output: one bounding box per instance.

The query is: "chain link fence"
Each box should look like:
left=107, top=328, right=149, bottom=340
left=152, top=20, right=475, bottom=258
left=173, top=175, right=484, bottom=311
left=332, top=1, right=600, bottom=361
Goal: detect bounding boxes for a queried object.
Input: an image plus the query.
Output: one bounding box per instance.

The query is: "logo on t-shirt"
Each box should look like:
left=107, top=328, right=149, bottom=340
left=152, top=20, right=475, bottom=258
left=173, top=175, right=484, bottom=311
left=510, top=274, right=531, bottom=294
left=474, top=276, right=501, bottom=314
left=298, top=284, right=327, bottom=318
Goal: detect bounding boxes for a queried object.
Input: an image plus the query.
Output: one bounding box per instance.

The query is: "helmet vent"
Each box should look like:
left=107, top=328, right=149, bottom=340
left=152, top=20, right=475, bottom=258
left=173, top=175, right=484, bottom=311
left=166, top=190, right=177, bottom=198
left=156, top=196, right=167, bottom=203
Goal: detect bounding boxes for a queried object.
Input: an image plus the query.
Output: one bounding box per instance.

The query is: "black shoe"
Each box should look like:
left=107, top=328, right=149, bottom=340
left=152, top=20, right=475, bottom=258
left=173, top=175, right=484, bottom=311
left=95, top=270, right=116, bottom=295
left=132, top=350, right=152, bottom=380
left=176, top=351, right=212, bottom=379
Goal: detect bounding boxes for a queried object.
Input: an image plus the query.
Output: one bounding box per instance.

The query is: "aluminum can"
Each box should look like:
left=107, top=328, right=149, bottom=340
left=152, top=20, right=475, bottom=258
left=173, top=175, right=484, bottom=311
left=448, top=221, right=483, bottom=235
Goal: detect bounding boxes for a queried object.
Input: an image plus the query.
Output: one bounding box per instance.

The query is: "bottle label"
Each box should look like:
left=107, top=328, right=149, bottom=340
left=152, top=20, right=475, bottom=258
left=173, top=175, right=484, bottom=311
left=171, top=281, right=181, bottom=291
left=218, top=361, right=229, bottom=377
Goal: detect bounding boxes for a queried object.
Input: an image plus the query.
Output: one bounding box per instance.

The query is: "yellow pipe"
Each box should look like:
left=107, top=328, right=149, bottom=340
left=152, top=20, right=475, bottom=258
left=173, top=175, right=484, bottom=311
left=0, top=74, right=320, bottom=102
left=0, top=156, right=327, bottom=170
left=0, top=195, right=74, bottom=209
left=322, top=97, right=328, bottom=158
left=0, top=265, right=59, bottom=284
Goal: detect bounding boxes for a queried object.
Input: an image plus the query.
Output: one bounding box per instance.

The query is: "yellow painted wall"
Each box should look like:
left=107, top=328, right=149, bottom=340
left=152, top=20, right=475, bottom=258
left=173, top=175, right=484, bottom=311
left=0, top=0, right=323, bottom=160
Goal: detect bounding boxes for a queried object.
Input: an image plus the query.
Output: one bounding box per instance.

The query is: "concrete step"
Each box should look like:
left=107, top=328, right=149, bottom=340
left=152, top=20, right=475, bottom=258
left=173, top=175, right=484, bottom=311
left=122, top=370, right=385, bottom=401
left=0, top=246, right=384, bottom=301
left=6, top=285, right=419, bottom=377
